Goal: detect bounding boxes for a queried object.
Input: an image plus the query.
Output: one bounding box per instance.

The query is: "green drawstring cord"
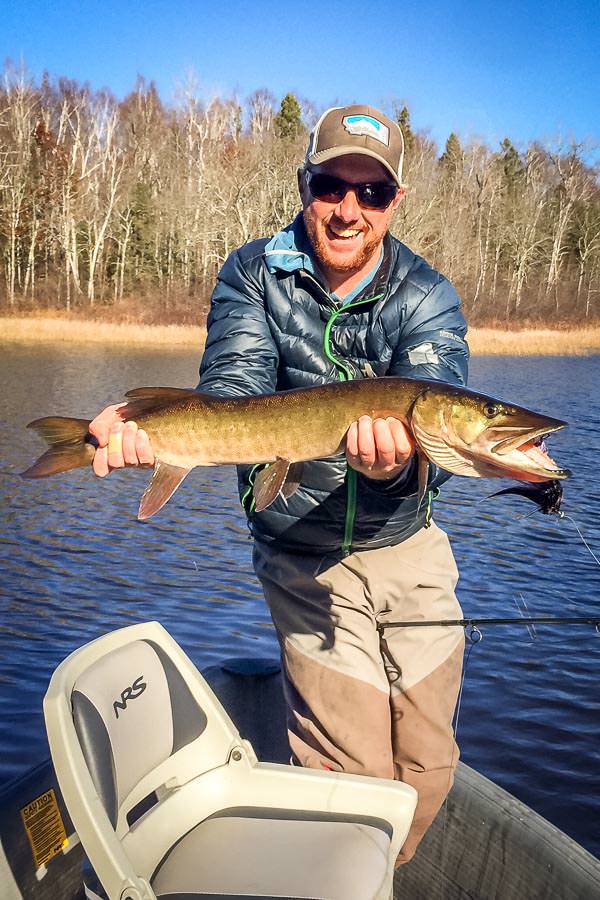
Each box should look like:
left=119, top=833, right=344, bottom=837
left=322, top=293, right=385, bottom=556
left=246, top=292, right=385, bottom=552
left=424, top=487, right=440, bottom=528
left=241, top=463, right=265, bottom=514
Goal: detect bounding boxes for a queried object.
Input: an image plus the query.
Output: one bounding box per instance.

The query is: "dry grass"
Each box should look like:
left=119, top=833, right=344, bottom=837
left=2, top=317, right=600, bottom=356
left=0, top=317, right=205, bottom=347
left=468, top=326, right=600, bottom=356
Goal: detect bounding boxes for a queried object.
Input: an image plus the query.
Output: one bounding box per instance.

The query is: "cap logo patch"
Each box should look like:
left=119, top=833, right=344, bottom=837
left=342, top=115, right=389, bottom=146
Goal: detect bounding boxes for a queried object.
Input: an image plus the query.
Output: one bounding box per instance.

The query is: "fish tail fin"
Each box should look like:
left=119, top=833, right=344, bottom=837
left=20, top=417, right=95, bottom=478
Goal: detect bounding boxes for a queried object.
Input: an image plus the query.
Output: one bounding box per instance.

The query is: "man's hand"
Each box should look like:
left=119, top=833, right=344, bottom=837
left=88, top=405, right=155, bottom=477
left=346, top=416, right=414, bottom=480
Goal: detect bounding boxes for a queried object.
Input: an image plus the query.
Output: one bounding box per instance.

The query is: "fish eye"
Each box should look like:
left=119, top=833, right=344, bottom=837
left=484, top=403, right=499, bottom=418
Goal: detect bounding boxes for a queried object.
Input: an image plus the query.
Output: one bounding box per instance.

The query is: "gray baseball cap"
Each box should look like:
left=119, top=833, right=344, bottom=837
left=305, top=104, right=405, bottom=186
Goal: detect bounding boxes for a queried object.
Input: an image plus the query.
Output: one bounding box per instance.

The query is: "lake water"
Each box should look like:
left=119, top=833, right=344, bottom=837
left=1, top=343, right=599, bottom=858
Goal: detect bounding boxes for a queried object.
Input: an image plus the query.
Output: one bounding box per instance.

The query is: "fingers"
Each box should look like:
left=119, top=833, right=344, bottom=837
left=88, top=403, right=127, bottom=446
left=121, top=421, right=142, bottom=465
left=386, top=417, right=415, bottom=465
left=356, top=415, right=378, bottom=468
left=92, top=446, right=110, bottom=478
left=135, top=429, right=154, bottom=465
left=107, top=423, right=126, bottom=469
left=89, top=403, right=154, bottom=477
left=346, top=416, right=414, bottom=479
left=372, top=417, right=397, bottom=468
left=90, top=406, right=126, bottom=478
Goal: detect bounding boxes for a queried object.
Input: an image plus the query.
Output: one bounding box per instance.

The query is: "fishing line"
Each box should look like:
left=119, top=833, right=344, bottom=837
left=559, top=513, right=600, bottom=568
left=514, top=593, right=537, bottom=642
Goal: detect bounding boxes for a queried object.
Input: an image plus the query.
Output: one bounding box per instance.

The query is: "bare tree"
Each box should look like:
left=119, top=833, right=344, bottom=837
left=1, top=64, right=599, bottom=325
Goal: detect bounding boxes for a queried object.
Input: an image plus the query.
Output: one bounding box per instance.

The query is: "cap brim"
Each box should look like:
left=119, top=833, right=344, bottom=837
left=307, top=146, right=404, bottom=188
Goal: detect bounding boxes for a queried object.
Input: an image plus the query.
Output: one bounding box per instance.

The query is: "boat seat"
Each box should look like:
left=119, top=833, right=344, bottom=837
left=44, top=621, right=416, bottom=900
left=151, top=809, right=392, bottom=899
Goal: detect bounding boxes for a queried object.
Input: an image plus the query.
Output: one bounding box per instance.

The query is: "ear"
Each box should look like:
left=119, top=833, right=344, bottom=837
left=391, top=186, right=407, bottom=212
left=297, top=167, right=309, bottom=205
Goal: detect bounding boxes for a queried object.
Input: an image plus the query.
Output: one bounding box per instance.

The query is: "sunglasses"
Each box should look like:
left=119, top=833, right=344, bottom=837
left=305, top=171, right=398, bottom=211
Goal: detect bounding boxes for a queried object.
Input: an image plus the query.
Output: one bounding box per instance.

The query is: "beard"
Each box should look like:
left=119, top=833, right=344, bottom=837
left=303, top=208, right=383, bottom=275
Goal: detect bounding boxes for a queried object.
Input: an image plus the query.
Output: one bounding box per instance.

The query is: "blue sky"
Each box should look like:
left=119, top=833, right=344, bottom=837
left=2, top=0, right=599, bottom=156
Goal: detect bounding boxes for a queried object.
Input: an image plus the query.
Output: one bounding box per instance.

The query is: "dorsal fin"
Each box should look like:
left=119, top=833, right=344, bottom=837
left=123, top=387, right=201, bottom=420
left=125, top=387, right=199, bottom=400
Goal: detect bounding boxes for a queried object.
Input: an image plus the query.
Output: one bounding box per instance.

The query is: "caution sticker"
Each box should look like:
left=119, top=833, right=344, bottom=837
left=20, top=789, right=68, bottom=870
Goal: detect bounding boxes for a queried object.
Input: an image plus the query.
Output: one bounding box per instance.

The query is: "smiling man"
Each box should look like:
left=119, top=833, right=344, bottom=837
left=89, top=104, right=470, bottom=866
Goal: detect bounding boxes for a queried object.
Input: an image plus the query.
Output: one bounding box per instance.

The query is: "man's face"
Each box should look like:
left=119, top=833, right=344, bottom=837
left=300, top=155, right=405, bottom=279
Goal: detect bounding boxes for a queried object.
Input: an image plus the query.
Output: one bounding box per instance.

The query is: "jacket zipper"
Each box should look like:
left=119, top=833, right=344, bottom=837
left=322, top=292, right=385, bottom=556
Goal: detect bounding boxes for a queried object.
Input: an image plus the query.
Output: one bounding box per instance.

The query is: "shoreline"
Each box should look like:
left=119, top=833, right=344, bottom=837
left=1, top=317, right=600, bottom=356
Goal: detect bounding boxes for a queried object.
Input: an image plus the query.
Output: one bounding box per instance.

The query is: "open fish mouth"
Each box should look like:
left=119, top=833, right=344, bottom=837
left=496, top=428, right=571, bottom=478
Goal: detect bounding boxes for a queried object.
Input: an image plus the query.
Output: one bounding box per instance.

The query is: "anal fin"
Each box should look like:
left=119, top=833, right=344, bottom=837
left=282, top=461, right=304, bottom=498
left=138, top=460, right=191, bottom=520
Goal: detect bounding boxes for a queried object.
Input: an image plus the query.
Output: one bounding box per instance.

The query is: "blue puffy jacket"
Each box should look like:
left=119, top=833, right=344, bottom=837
left=199, top=214, right=469, bottom=556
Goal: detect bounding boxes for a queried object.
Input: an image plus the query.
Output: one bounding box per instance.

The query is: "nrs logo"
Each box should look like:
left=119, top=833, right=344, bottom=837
left=342, top=115, right=389, bottom=146
left=113, top=675, right=146, bottom=719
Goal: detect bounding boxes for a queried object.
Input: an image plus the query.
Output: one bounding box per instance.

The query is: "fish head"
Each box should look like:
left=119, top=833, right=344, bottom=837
left=410, top=384, right=571, bottom=482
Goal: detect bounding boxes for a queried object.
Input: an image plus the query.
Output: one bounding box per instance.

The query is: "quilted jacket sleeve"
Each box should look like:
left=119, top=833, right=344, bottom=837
left=198, top=245, right=279, bottom=398
left=380, top=266, right=470, bottom=495
left=388, top=273, right=469, bottom=388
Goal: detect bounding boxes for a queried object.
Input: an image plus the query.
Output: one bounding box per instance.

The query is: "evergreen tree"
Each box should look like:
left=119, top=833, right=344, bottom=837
left=499, top=138, right=525, bottom=192
left=439, top=132, right=463, bottom=174
left=396, top=105, right=415, bottom=159
left=274, top=93, right=303, bottom=140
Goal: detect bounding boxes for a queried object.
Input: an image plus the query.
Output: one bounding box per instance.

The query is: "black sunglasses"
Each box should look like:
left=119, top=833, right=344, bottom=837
left=305, top=171, right=398, bottom=211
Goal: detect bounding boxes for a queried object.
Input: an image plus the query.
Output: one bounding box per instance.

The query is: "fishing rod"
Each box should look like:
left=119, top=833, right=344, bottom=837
left=377, top=616, right=600, bottom=644
left=379, top=617, right=600, bottom=628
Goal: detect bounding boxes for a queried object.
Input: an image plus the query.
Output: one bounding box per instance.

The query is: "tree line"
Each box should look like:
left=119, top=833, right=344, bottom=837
left=1, top=66, right=598, bottom=325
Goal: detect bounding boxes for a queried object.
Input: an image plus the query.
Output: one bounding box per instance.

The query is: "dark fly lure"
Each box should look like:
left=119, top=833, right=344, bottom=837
left=489, top=478, right=564, bottom=515
left=488, top=435, right=564, bottom=515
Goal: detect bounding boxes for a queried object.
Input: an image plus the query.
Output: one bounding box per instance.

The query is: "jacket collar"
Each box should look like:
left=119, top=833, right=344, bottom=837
left=264, top=214, right=317, bottom=275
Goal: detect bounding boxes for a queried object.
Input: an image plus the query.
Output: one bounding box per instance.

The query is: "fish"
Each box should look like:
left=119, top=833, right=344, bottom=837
left=488, top=479, right=564, bottom=515
left=20, top=377, right=571, bottom=520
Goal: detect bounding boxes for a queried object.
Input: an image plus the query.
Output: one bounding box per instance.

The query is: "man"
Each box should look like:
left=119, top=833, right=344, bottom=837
left=90, top=104, right=469, bottom=863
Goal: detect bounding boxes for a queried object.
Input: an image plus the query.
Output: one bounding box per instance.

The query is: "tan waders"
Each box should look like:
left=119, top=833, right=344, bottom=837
left=253, top=521, right=464, bottom=864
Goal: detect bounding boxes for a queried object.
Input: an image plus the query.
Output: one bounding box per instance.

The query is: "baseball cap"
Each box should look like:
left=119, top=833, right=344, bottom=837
left=305, top=105, right=405, bottom=186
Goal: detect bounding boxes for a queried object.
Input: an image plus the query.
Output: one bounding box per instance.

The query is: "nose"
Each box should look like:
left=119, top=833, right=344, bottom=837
left=335, top=187, right=361, bottom=222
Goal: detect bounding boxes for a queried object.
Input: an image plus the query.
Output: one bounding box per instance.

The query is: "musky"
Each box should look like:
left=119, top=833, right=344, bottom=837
left=2, top=0, right=599, bottom=155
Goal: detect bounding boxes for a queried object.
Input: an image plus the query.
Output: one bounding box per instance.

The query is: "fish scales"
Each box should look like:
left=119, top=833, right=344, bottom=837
left=20, top=377, right=571, bottom=520
left=136, top=379, right=424, bottom=468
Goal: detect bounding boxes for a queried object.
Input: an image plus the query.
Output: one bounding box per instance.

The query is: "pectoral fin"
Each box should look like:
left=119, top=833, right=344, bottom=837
left=253, top=458, right=303, bottom=512
left=138, top=460, right=191, bottom=520
left=417, top=452, right=430, bottom=512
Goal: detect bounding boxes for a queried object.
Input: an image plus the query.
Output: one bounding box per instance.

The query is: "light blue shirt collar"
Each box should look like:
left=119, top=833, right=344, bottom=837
left=332, top=245, right=384, bottom=305
left=265, top=215, right=384, bottom=303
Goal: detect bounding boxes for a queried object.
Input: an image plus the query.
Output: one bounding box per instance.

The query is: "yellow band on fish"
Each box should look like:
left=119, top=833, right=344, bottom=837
left=108, top=433, right=122, bottom=455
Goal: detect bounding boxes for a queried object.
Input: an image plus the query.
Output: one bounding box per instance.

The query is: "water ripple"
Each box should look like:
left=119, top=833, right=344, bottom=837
left=1, top=345, right=599, bottom=857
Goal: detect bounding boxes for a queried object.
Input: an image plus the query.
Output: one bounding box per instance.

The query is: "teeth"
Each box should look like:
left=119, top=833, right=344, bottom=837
left=329, top=226, right=361, bottom=238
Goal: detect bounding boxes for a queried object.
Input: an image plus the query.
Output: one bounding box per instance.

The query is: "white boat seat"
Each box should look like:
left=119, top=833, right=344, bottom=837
left=151, top=809, right=391, bottom=900
left=44, top=622, right=416, bottom=900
